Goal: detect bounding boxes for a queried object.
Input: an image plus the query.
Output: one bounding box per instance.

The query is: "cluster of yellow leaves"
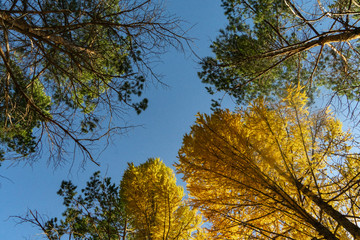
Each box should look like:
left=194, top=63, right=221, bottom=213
left=176, top=86, right=360, bottom=239
left=121, top=158, right=201, bottom=240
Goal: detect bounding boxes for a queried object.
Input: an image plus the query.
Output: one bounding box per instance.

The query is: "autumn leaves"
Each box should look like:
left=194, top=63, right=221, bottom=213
left=178, top=0, right=360, bottom=238
left=121, top=158, right=201, bottom=239
left=22, top=159, right=202, bottom=239
left=176, top=86, right=360, bottom=239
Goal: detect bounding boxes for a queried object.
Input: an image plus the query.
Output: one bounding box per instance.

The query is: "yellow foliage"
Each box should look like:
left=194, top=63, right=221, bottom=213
left=176, top=86, right=359, bottom=239
left=121, top=158, right=201, bottom=240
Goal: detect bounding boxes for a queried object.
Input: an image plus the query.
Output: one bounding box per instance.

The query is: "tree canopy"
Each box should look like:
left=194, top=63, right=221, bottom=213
left=176, top=86, right=360, bottom=239
left=19, top=158, right=201, bottom=239
left=121, top=158, right=201, bottom=240
left=0, top=0, right=186, bottom=164
left=200, top=0, right=360, bottom=107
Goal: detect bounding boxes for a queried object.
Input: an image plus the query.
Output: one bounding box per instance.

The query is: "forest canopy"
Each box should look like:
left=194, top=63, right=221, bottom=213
left=200, top=0, right=360, bottom=107
left=0, top=0, right=186, bottom=164
left=19, top=158, right=201, bottom=239
left=176, top=86, right=360, bottom=239
left=9, top=1, right=360, bottom=239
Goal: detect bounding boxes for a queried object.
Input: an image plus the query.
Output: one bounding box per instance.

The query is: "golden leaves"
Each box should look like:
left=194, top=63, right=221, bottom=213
left=121, top=158, right=201, bottom=240
left=176, top=85, right=359, bottom=239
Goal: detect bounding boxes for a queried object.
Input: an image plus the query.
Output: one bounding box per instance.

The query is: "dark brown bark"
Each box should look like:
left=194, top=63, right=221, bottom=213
left=296, top=180, right=360, bottom=239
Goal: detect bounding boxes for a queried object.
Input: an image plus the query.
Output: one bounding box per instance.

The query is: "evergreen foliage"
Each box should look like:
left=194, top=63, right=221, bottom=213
left=200, top=0, right=360, bottom=107
left=0, top=0, right=186, bottom=164
left=20, top=159, right=201, bottom=239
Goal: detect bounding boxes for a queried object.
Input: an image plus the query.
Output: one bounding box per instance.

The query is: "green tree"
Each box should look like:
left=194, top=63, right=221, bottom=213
left=176, top=86, right=360, bottom=239
left=19, top=171, right=129, bottom=239
left=19, top=159, right=201, bottom=239
left=121, top=158, right=201, bottom=240
left=200, top=0, right=360, bottom=107
left=0, top=0, right=186, bottom=164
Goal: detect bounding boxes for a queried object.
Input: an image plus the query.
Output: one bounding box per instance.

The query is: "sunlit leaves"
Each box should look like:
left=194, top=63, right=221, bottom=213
left=176, top=85, right=360, bottom=239
left=23, top=159, right=201, bottom=239
left=121, top=158, right=201, bottom=240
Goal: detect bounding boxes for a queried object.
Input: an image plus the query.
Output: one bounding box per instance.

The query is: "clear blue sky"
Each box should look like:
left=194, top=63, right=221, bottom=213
left=0, top=1, right=234, bottom=239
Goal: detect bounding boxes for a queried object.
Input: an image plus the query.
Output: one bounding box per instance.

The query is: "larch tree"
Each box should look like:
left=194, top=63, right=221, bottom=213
left=0, top=0, right=186, bottom=165
left=120, top=158, right=201, bottom=240
left=200, top=0, right=360, bottom=107
left=176, top=86, right=360, bottom=239
left=18, top=159, right=201, bottom=239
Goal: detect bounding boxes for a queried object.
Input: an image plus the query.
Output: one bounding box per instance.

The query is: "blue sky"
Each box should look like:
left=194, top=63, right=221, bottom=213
left=0, top=1, right=234, bottom=239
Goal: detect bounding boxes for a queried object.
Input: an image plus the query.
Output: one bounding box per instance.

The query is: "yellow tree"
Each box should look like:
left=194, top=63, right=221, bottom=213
left=120, top=158, right=201, bottom=240
left=176, top=86, right=360, bottom=239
